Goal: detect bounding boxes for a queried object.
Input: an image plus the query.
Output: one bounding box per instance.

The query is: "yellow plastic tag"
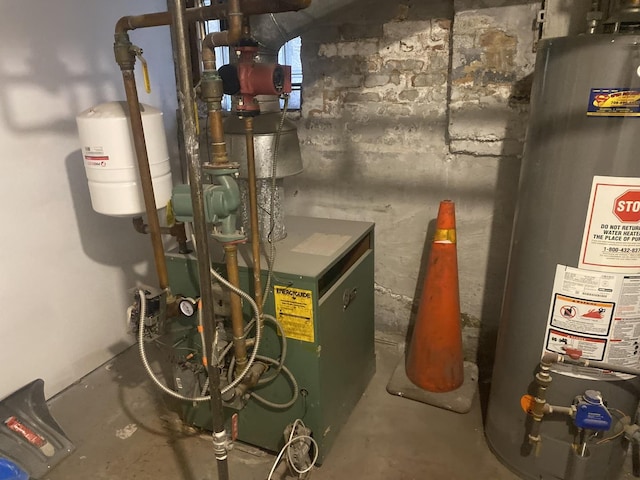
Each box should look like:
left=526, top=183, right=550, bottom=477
left=141, top=56, right=151, bottom=94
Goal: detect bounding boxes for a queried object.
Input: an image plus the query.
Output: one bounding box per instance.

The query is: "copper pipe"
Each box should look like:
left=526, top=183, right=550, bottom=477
left=200, top=0, right=241, bottom=71
left=116, top=12, right=172, bottom=33
left=121, top=70, right=170, bottom=291
left=224, top=244, right=248, bottom=373
left=209, top=110, right=228, bottom=164
left=116, top=0, right=310, bottom=34
left=228, top=0, right=243, bottom=44
left=201, top=43, right=216, bottom=71
left=200, top=38, right=228, bottom=165
left=244, top=117, right=264, bottom=315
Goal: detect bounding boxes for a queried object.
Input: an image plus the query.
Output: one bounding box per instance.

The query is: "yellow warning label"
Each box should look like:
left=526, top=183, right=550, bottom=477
left=273, top=286, right=314, bottom=343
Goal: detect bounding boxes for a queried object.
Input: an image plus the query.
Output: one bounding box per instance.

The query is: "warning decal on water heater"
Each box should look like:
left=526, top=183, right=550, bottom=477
left=543, top=265, right=640, bottom=380
left=579, top=176, right=640, bottom=272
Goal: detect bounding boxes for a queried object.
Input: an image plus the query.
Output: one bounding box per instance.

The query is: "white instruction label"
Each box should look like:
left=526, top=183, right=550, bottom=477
left=580, top=176, right=640, bottom=272
left=543, top=265, right=640, bottom=380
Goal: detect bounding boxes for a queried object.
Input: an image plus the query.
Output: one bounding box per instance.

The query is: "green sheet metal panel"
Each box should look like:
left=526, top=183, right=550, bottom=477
left=165, top=216, right=375, bottom=463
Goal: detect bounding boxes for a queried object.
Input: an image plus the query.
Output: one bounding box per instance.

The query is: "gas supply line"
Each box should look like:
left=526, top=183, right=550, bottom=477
left=522, top=347, right=640, bottom=474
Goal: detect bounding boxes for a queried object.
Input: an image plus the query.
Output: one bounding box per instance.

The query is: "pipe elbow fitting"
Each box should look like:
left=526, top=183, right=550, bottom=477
left=541, top=352, right=562, bottom=366
left=114, top=17, right=133, bottom=34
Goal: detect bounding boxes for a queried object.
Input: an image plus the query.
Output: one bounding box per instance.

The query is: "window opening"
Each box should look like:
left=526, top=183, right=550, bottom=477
left=278, top=36, right=302, bottom=110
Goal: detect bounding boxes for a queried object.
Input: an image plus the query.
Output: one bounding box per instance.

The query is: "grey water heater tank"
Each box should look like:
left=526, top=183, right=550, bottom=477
left=486, top=34, right=640, bottom=480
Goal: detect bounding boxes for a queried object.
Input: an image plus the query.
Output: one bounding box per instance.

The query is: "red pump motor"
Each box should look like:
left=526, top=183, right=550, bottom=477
left=218, top=40, right=291, bottom=115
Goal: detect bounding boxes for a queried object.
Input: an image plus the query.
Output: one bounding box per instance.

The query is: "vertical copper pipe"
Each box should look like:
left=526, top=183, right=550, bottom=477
left=227, top=0, right=243, bottom=44
left=121, top=71, right=170, bottom=291
left=201, top=36, right=247, bottom=375
left=200, top=36, right=230, bottom=166
left=209, top=109, right=229, bottom=164
left=224, top=244, right=248, bottom=372
left=202, top=0, right=243, bottom=47
left=244, top=117, right=264, bottom=314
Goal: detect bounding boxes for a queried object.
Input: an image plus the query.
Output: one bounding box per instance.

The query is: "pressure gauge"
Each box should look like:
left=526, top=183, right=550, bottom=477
left=179, top=298, right=197, bottom=317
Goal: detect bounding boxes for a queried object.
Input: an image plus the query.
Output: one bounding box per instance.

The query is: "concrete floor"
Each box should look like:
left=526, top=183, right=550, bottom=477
left=41, top=338, right=633, bottom=480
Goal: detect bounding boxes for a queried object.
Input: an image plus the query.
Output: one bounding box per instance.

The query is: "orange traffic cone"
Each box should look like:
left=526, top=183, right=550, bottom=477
left=405, top=200, right=464, bottom=392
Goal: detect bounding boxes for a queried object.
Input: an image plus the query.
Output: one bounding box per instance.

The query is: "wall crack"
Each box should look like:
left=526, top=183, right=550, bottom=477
left=374, top=283, right=413, bottom=305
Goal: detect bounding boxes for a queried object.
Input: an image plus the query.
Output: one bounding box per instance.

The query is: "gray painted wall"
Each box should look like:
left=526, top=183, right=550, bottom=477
left=0, top=0, right=178, bottom=399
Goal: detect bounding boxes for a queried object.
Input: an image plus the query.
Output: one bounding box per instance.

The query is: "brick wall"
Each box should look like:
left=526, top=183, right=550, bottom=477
left=284, top=0, right=539, bottom=363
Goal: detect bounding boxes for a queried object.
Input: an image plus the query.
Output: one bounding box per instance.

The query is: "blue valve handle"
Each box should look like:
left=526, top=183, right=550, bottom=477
left=575, top=400, right=612, bottom=431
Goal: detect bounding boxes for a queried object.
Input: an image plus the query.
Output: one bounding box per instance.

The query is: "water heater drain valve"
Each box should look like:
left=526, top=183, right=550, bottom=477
left=574, top=390, right=612, bottom=431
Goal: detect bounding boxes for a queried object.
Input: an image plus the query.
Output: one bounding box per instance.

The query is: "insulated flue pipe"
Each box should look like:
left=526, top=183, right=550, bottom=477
left=168, top=0, right=229, bottom=477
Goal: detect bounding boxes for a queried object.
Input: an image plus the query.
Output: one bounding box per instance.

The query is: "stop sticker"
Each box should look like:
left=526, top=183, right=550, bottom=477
left=613, top=190, right=640, bottom=223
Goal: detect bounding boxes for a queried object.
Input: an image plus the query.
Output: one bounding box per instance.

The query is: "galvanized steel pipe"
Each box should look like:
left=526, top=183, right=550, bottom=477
left=167, top=0, right=229, bottom=476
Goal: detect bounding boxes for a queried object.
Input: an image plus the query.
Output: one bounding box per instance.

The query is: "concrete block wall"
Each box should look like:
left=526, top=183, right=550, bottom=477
left=284, top=0, right=540, bottom=366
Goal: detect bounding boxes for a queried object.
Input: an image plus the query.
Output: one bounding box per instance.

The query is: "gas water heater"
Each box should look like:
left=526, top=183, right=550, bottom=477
left=486, top=34, right=640, bottom=479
